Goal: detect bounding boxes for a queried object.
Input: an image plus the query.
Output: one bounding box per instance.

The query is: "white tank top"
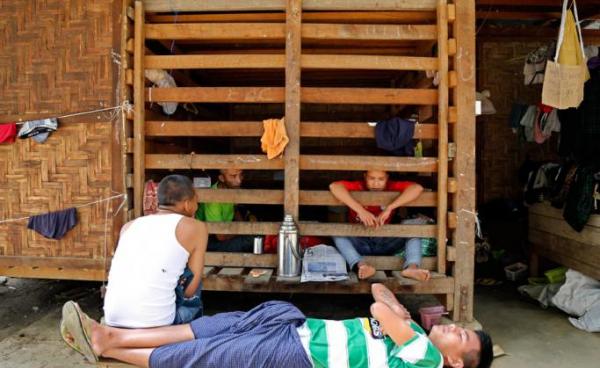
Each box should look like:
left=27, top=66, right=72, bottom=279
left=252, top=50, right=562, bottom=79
left=103, top=214, right=189, bottom=328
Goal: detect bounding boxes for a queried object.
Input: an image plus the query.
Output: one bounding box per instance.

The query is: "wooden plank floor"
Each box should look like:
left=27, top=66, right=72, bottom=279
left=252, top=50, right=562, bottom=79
left=202, top=266, right=454, bottom=295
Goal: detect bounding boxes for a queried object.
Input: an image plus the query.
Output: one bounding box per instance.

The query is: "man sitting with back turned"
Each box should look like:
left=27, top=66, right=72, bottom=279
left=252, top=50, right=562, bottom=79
left=61, top=283, right=493, bottom=368
left=102, top=175, right=208, bottom=328
left=330, top=170, right=431, bottom=281
left=197, top=168, right=254, bottom=252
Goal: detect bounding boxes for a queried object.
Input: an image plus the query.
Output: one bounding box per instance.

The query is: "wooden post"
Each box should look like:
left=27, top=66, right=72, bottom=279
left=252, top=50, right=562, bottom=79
left=451, top=0, right=476, bottom=322
left=436, top=0, right=449, bottom=275
left=284, top=0, right=301, bottom=219
left=133, top=1, right=145, bottom=218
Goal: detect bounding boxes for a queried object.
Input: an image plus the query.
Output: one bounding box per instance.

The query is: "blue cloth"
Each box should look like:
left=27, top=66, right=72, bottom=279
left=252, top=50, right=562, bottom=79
left=173, top=268, right=203, bottom=325
left=333, top=236, right=422, bottom=270
left=149, top=301, right=312, bottom=368
left=27, top=207, right=77, bottom=240
left=375, top=117, right=415, bottom=156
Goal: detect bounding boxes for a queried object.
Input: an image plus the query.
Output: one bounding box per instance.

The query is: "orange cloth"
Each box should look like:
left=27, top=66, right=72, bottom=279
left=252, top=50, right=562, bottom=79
left=260, top=118, right=289, bottom=159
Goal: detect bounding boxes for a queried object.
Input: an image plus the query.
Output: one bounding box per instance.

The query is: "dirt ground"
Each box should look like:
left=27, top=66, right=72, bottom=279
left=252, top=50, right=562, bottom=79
left=2, top=277, right=600, bottom=368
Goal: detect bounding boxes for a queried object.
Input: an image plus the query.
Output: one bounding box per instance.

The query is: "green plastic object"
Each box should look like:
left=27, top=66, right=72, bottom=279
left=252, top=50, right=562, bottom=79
left=545, top=266, right=568, bottom=284
left=528, top=277, right=548, bottom=285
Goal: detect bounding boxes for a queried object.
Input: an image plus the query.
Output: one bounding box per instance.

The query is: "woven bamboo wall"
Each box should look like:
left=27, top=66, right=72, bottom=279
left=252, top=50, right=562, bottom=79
left=476, top=40, right=560, bottom=205
left=0, top=0, right=120, bottom=276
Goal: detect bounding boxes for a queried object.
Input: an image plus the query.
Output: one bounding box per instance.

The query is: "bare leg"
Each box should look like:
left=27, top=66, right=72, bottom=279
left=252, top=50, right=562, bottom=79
left=103, top=348, right=154, bottom=368
left=91, top=320, right=195, bottom=357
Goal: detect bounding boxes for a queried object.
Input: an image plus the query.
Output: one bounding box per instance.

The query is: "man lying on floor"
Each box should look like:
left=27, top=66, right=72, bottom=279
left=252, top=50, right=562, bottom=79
left=61, top=283, right=493, bottom=368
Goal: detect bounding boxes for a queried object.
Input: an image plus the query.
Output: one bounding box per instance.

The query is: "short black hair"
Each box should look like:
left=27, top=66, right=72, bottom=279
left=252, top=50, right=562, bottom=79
left=474, top=330, right=494, bottom=368
left=157, top=175, right=195, bottom=206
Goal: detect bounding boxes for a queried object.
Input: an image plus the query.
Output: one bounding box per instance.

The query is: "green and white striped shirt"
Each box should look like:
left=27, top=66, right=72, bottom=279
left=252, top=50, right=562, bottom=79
left=297, top=318, right=443, bottom=368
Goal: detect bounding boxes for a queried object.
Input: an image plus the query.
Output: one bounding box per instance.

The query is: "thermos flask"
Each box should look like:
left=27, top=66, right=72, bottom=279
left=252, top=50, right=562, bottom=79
left=277, top=214, right=301, bottom=277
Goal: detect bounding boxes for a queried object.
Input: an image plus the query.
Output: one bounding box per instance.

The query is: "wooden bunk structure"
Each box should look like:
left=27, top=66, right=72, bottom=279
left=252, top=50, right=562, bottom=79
left=118, top=0, right=476, bottom=322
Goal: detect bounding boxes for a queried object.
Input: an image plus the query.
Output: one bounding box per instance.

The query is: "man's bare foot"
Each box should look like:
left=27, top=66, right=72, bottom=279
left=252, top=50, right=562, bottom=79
left=357, top=262, right=376, bottom=279
left=90, top=319, right=110, bottom=357
left=401, top=267, right=431, bottom=281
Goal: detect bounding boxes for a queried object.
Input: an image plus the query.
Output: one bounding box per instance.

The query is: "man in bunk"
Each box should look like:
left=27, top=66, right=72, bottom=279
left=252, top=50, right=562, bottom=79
left=196, top=168, right=254, bottom=252
left=329, top=170, right=431, bottom=281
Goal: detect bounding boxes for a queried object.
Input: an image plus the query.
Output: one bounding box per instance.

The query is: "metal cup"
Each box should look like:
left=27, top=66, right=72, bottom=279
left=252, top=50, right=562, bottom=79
left=253, top=236, right=263, bottom=254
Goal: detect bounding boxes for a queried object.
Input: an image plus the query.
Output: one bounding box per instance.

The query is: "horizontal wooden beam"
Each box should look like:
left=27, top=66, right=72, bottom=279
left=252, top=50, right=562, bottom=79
left=206, top=221, right=437, bottom=238
left=145, top=23, right=436, bottom=41
left=0, top=256, right=105, bottom=269
left=146, top=54, right=438, bottom=71
left=145, top=121, right=438, bottom=139
left=147, top=11, right=437, bottom=24
left=146, top=87, right=438, bottom=105
left=194, top=188, right=437, bottom=206
left=301, top=155, right=438, bottom=172
left=204, top=252, right=439, bottom=271
left=300, top=190, right=437, bottom=207
left=0, top=266, right=105, bottom=281
left=202, top=272, right=454, bottom=294
left=146, top=154, right=284, bottom=170
left=143, top=0, right=437, bottom=13
left=148, top=154, right=438, bottom=172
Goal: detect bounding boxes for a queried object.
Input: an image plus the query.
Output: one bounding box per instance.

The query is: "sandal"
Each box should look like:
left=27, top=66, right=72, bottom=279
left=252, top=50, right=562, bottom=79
left=61, top=301, right=98, bottom=362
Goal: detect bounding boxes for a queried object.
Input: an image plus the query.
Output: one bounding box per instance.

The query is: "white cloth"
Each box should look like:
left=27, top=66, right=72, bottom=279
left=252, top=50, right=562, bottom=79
left=552, top=269, right=600, bottom=317
left=145, top=69, right=178, bottom=115
left=103, top=214, right=189, bottom=328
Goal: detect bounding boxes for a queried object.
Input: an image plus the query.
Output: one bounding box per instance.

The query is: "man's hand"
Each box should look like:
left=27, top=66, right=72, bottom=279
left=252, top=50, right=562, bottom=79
left=357, top=209, right=379, bottom=228
left=376, top=208, right=393, bottom=226
left=371, top=283, right=411, bottom=320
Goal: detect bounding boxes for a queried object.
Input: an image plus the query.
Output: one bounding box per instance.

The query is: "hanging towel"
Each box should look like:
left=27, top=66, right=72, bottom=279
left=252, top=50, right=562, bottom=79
left=0, top=123, right=17, bottom=144
left=375, top=117, right=415, bottom=156
left=519, top=105, right=537, bottom=142
left=17, top=118, right=58, bottom=143
left=261, top=118, right=289, bottom=159
left=27, top=207, right=78, bottom=240
left=145, top=69, right=178, bottom=115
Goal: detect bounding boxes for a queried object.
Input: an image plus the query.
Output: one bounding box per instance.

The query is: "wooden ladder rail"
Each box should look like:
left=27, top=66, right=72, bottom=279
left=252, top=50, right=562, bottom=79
left=133, top=1, right=145, bottom=217
left=436, top=0, right=449, bottom=275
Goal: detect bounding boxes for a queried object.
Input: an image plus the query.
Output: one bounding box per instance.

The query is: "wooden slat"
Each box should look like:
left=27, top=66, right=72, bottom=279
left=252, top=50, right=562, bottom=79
left=300, top=155, right=438, bottom=172
left=194, top=189, right=437, bottom=207
left=145, top=23, right=435, bottom=41
left=202, top=275, right=454, bottom=294
left=145, top=121, right=438, bottom=139
left=206, top=253, right=278, bottom=268
left=147, top=154, right=438, bottom=172
left=0, top=266, right=105, bottom=282
left=218, top=267, right=245, bottom=276
left=451, top=0, right=476, bottom=323
left=205, top=222, right=436, bottom=238
left=145, top=87, right=438, bottom=105
left=143, top=0, right=437, bottom=12
left=203, top=253, right=438, bottom=271
left=529, top=213, right=600, bottom=247
left=0, top=257, right=105, bottom=269
left=146, top=54, right=438, bottom=71
left=147, top=11, right=438, bottom=25
left=133, top=1, right=145, bottom=218
left=244, top=268, right=274, bottom=284
left=146, top=154, right=284, bottom=170
left=436, top=0, right=449, bottom=274
left=284, top=0, right=301, bottom=219
left=301, top=223, right=437, bottom=238
left=300, top=190, right=437, bottom=207
left=529, top=202, right=600, bottom=228
left=303, top=24, right=437, bottom=41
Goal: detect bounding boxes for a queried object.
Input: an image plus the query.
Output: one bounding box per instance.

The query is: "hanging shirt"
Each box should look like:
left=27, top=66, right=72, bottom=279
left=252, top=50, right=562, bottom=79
left=297, top=317, right=443, bottom=368
left=0, top=123, right=17, bottom=144
left=336, top=180, right=415, bottom=224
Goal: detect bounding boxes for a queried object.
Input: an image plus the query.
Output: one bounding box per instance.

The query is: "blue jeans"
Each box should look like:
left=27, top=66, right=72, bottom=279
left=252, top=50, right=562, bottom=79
left=173, top=268, right=203, bottom=325
left=333, top=236, right=422, bottom=270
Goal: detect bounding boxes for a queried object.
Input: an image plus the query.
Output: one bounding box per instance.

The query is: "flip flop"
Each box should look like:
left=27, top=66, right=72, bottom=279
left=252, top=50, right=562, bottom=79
left=61, top=301, right=98, bottom=362
left=60, top=313, right=84, bottom=355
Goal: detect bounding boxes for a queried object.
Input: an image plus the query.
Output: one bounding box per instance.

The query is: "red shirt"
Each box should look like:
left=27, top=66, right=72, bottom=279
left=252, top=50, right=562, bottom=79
left=337, top=180, right=415, bottom=224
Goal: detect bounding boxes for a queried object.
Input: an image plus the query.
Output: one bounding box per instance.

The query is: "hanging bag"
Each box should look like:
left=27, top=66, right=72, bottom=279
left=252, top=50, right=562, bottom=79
left=542, top=0, right=589, bottom=109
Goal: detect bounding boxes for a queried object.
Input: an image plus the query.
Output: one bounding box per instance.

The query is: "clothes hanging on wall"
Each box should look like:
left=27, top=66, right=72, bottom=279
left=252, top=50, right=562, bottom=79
left=27, top=207, right=78, bottom=240
left=17, top=118, right=58, bottom=143
left=374, top=117, right=415, bottom=156
left=557, top=67, right=600, bottom=162
left=145, top=69, right=178, bottom=115
left=563, top=164, right=598, bottom=232
left=0, top=123, right=17, bottom=144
